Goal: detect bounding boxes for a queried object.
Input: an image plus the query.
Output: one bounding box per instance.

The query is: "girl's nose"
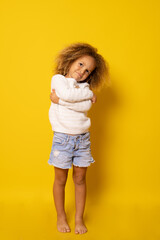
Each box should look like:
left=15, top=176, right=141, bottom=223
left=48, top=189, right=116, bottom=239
left=80, top=69, right=86, bottom=75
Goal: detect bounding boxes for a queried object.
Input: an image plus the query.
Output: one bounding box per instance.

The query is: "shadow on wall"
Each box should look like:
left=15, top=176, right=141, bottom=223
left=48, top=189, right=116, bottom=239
left=87, top=83, right=123, bottom=204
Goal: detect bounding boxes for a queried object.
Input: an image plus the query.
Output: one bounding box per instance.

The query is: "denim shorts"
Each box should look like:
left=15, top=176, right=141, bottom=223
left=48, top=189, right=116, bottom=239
left=48, top=131, right=95, bottom=169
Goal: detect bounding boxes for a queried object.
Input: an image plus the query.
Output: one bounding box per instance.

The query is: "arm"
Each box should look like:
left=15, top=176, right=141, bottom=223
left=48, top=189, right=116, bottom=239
left=51, top=74, right=93, bottom=102
left=59, top=99, right=92, bottom=112
left=50, top=89, right=93, bottom=112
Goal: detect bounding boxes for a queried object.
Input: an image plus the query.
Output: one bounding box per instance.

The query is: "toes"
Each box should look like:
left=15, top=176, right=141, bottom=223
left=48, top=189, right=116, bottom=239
left=78, top=228, right=87, bottom=234
left=58, top=227, right=68, bottom=233
left=75, top=230, right=79, bottom=234
left=75, top=224, right=87, bottom=234
left=57, top=220, right=71, bottom=233
left=63, top=227, right=70, bottom=233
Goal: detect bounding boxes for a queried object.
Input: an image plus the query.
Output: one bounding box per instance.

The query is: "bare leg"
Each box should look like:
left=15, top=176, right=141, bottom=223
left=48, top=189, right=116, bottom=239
left=53, top=167, right=71, bottom=233
left=73, top=166, right=88, bottom=234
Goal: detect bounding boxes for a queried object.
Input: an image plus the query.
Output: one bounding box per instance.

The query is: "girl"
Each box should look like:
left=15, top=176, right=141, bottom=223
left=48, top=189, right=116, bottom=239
left=48, top=42, right=110, bottom=234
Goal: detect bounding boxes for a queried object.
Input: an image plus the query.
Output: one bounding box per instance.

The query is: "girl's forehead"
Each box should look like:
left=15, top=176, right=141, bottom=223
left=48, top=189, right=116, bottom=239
left=77, top=55, right=94, bottom=61
left=76, top=55, right=96, bottom=66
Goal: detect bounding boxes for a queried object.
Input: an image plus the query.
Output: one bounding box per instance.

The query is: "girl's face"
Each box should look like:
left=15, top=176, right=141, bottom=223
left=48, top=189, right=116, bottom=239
left=65, top=55, right=96, bottom=82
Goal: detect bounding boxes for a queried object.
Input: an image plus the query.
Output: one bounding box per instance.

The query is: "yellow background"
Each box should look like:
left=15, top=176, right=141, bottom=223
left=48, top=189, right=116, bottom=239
left=0, top=0, right=160, bottom=239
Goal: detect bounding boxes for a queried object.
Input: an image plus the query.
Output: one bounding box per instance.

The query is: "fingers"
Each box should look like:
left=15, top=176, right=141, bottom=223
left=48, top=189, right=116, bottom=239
left=91, top=97, right=97, bottom=103
left=50, top=92, right=54, bottom=99
left=50, top=90, right=55, bottom=99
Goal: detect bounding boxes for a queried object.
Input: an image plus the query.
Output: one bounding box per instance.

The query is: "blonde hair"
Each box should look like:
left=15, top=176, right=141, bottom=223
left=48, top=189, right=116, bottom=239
left=52, top=42, right=111, bottom=90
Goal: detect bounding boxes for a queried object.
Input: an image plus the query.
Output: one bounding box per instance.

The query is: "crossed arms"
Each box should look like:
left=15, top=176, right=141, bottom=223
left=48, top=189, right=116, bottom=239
left=50, top=89, right=97, bottom=112
left=50, top=74, right=97, bottom=112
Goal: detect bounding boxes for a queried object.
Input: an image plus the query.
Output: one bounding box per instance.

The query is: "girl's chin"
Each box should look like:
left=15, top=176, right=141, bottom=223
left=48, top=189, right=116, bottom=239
left=74, top=77, right=81, bottom=81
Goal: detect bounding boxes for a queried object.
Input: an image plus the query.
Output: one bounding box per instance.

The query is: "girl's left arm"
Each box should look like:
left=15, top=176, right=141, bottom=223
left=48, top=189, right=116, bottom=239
left=50, top=89, right=93, bottom=112
left=59, top=99, right=92, bottom=112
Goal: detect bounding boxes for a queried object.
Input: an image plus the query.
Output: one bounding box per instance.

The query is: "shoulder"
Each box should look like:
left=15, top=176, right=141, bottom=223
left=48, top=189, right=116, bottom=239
left=51, top=74, right=68, bottom=89
left=51, top=74, right=66, bottom=81
left=51, top=74, right=67, bottom=85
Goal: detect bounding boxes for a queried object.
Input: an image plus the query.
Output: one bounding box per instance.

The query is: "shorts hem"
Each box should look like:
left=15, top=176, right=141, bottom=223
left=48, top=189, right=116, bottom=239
left=48, top=161, right=72, bottom=169
left=73, top=160, right=95, bottom=168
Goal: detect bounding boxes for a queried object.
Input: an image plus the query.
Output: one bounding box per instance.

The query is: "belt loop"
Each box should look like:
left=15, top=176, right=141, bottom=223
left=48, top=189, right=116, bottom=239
left=67, top=135, right=69, bottom=142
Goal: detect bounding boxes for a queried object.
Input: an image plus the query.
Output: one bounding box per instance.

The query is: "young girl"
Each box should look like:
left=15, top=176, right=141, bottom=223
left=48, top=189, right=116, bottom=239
left=48, top=42, right=110, bottom=234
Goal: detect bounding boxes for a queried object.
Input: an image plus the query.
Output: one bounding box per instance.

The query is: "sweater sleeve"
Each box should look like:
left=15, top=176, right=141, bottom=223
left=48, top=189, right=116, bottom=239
left=59, top=99, right=92, bottom=112
left=51, top=74, right=93, bottom=102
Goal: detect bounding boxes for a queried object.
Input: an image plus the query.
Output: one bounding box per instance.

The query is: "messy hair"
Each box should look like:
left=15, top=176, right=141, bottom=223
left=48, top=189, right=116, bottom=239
left=52, top=42, right=111, bottom=90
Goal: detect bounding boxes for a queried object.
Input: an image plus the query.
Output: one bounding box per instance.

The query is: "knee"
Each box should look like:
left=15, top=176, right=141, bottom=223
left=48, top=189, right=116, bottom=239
left=55, top=175, right=68, bottom=186
left=73, top=174, right=86, bottom=185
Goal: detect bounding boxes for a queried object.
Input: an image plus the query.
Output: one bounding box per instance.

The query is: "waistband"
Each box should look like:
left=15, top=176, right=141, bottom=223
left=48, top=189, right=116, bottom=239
left=54, top=131, right=90, bottom=142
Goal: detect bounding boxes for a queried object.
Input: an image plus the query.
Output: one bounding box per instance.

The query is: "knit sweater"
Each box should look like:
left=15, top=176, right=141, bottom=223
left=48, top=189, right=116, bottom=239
left=49, top=74, right=93, bottom=134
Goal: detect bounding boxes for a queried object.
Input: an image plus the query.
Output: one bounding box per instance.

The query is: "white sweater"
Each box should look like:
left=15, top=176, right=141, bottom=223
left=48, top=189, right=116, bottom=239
left=49, top=74, right=93, bottom=134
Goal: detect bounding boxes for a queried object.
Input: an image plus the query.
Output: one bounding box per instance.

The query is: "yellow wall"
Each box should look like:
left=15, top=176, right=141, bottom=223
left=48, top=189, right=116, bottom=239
left=0, top=0, right=160, bottom=239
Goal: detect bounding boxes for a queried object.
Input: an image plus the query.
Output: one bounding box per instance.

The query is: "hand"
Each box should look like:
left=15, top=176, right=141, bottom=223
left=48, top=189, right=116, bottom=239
left=91, top=93, right=97, bottom=103
left=50, top=89, right=59, bottom=104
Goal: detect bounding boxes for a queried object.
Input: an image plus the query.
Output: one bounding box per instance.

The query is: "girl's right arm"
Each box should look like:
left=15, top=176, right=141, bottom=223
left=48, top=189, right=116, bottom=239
left=51, top=74, right=93, bottom=102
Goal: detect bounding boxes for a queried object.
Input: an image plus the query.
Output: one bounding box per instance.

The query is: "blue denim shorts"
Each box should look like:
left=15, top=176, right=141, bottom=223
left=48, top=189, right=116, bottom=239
left=48, top=131, right=95, bottom=169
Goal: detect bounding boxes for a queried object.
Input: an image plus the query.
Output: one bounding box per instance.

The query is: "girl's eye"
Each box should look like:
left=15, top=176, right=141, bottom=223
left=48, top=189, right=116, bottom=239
left=79, top=62, right=89, bottom=74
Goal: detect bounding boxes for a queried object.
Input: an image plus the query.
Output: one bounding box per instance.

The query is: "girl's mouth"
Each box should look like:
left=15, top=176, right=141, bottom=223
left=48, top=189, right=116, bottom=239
left=76, top=72, right=82, bottom=78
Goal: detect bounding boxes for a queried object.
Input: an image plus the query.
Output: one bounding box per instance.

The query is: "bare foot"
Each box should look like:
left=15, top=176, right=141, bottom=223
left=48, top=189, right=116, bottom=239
left=57, top=216, right=71, bottom=233
left=75, top=217, right=87, bottom=234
